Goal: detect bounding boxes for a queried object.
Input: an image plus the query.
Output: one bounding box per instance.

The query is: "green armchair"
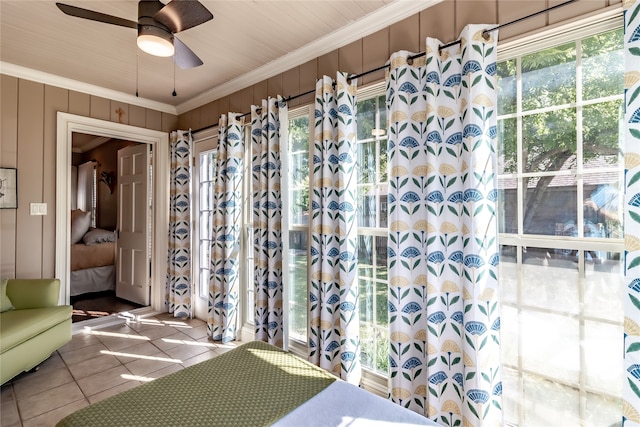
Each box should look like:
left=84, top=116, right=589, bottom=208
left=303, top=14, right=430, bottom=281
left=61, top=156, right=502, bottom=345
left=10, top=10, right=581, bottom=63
left=1, top=279, right=72, bottom=384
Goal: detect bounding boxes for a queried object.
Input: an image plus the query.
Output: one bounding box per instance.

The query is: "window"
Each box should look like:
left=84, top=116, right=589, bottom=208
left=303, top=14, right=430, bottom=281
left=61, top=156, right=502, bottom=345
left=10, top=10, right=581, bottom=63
left=197, top=148, right=216, bottom=302
left=287, top=107, right=311, bottom=344
left=497, top=24, right=624, bottom=426
left=243, top=127, right=255, bottom=326
left=193, top=131, right=217, bottom=320
left=285, top=93, right=390, bottom=374
left=356, top=89, right=389, bottom=374
left=281, top=21, right=625, bottom=411
left=194, top=128, right=253, bottom=327
left=192, top=139, right=216, bottom=319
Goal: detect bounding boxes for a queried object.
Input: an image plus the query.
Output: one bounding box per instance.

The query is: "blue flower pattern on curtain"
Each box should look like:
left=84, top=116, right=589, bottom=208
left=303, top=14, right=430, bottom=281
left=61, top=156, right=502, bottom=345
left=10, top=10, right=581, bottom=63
left=624, top=0, right=640, bottom=423
left=252, top=97, right=286, bottom=347
left=208, top=114, right=244, bottom=343
left=166, top=130, right=192, bottom=318
left=386, top=25, right=502, bottom=425
left=309, top=72, right=361, bottom=384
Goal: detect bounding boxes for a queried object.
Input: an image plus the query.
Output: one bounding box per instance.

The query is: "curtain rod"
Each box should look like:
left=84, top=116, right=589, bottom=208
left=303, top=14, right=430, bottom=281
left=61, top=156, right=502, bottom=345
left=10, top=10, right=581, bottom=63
left=192, top=0, right=579, bottom=134
left=349, top=0, right=579, bottom=81
left=192, top=88, right=317, bottom=132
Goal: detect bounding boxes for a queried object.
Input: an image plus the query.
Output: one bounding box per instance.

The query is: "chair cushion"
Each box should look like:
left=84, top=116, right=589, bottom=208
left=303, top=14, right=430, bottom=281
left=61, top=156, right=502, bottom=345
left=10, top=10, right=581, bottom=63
left=0, top=306, right=72, bottom=353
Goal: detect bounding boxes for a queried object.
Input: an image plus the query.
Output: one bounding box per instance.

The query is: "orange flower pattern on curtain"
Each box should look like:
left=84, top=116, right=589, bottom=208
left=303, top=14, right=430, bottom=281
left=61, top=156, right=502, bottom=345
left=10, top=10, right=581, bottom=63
left=251, top=97, right=286, bottom=347
left=386, top=25, right=503, bottom=425
left=208, top=114, right=244, bottom=343
left=309, top=72, right=361, bottom=385
left=166, top=130, right=192, bottom=318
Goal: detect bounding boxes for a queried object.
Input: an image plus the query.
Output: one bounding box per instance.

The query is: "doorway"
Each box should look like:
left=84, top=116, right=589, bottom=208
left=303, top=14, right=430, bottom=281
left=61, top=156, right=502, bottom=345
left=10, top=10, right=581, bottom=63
left=55, top=113, right=169, bottom=322
left=68, top=134, right=146, bottom=322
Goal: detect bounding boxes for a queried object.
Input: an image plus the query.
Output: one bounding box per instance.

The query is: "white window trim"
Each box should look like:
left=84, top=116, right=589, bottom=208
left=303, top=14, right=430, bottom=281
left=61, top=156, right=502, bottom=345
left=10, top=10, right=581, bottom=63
left=286, top=104, right=313, bottom=356
left=192, top=129, right=218, bottom=320
left=497, top=13, right=625, bottom=427
left=498, top=5, right=622, bottom=62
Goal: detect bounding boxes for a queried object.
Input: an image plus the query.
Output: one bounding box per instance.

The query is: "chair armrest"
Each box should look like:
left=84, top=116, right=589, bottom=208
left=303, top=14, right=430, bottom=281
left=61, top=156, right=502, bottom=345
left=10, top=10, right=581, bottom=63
left=6, top=279, right=61, bottom=309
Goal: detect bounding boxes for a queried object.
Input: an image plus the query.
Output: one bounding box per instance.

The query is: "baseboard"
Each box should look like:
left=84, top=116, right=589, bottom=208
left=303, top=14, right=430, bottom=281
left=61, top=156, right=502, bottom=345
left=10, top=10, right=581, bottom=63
left=239, top=324, right=255, bottom=342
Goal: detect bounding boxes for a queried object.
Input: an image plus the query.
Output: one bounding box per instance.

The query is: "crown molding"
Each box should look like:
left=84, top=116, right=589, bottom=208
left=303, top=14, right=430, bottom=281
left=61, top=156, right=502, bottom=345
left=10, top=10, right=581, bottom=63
left=175, top=0, right=442, bottom=115
left=0, top=62, right=177, bottom=115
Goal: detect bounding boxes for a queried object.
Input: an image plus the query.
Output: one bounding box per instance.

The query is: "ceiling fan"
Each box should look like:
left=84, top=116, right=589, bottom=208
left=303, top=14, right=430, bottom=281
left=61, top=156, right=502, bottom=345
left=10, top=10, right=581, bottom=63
left=56, top=0, right=213, bottom=69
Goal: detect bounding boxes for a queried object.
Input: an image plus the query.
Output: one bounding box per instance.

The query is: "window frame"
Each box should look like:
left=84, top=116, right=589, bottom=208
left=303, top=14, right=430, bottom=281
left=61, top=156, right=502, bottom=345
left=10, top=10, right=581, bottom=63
left=285, top=104, right=313, bottom=357
left=497, top=14, right=625, bottom=427
left=354, top=85, right=390, bottom=376
left=192, top=128, right=218, bottom=321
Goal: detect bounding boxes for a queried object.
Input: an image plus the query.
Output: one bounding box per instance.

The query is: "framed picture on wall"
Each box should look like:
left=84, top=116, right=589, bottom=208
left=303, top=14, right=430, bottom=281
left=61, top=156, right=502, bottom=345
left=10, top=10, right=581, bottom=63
left=0, top=168, right=17, bottom=209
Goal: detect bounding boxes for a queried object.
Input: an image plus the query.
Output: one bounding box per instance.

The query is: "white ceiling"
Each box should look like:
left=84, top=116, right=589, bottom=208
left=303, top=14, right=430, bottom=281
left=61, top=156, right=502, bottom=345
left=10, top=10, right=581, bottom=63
left=0, top=0, right=436, bottom=115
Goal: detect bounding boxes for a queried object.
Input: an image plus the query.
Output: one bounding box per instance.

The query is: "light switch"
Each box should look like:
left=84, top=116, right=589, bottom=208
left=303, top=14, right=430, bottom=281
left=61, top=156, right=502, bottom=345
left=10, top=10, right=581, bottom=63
left=30, top=203, right=47, bottom=215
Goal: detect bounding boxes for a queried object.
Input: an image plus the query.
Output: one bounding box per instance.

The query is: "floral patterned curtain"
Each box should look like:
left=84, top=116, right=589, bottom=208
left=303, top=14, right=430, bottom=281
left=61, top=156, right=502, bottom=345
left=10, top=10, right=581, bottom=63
left=252, top=97, right=286, bottom=347
left=386, top=25, right=502, bottom=425
left=208, top=114, right=244, bottom=343
left=309, top=72, right=361, bottom=385
left=166, top=130, right=192, bottom=318
left=624, top=0, right=640, bottom=423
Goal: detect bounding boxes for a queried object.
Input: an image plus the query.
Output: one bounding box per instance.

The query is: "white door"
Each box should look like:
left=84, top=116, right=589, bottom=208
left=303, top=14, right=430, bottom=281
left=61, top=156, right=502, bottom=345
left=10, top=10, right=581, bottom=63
left=116, top=143, right=151, bottom=306
left=193, top=132, right=217, bottom=319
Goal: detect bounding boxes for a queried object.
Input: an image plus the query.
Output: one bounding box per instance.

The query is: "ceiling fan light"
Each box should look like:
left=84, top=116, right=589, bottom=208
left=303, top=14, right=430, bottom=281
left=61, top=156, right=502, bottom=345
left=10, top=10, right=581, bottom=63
left=137, top=26, right=174, bottom=57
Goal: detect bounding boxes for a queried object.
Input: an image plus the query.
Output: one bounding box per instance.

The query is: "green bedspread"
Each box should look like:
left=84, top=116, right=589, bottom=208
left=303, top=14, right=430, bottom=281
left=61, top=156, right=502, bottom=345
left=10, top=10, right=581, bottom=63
left=57, top=340, right=336, bottom=427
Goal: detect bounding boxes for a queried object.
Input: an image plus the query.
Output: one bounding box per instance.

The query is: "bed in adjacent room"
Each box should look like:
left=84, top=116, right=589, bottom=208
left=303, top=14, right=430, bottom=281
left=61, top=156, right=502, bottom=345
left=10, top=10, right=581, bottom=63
left=56, top=340, right=440, bottom=427
left=69, top=209, right=116, bottom=297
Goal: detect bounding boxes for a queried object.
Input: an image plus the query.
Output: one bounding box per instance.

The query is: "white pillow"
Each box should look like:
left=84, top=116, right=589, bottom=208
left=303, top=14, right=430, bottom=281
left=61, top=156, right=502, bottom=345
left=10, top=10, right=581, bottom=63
left=83, top=228, right=116, bottom=245
left=70, top=209, right=91, bottom=244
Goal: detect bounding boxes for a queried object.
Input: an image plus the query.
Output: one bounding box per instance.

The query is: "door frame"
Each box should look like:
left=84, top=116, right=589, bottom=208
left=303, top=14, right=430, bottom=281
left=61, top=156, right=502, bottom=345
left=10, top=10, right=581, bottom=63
left=55, top=112, right=169, bottom=311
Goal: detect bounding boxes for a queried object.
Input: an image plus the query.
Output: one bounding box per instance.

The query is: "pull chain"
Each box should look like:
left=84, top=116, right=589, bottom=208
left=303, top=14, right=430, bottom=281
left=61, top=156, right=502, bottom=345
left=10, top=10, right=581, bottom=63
left=135, top=51, right=139, bottom=97
left=172, top=58, right=177, bottom=97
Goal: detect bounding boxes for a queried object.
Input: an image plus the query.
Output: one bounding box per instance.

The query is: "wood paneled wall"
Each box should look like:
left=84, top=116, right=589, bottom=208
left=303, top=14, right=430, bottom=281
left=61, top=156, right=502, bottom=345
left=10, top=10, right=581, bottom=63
left=0, top=75, right=177, bottom=279
left=178, top=0, right=622, bottom=130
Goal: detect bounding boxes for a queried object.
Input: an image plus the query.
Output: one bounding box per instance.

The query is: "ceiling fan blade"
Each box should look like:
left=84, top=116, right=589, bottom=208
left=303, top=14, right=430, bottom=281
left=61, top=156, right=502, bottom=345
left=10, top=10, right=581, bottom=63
left=154, top=0, right=213, bottom=34
left=56, top=3, right=138, bottom=29
left=174, top=36, right=203, bottom=69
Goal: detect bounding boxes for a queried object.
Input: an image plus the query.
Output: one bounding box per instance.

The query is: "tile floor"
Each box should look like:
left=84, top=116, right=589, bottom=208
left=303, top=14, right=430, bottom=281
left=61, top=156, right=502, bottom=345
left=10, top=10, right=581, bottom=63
left=1, top=312, right=237, bottom=427
left=70, top=291, right=142, bottom=323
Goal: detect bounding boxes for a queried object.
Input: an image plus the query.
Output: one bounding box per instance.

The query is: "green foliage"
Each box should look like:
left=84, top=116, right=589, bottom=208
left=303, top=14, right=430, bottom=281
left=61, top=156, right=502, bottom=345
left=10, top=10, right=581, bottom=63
left=358, top=97, right=378, bottom=140
left=497, top=29, right=624, bottom=231
left=360, top=323, right=389, bottom=373
left=289, top=116, right=310, bottom=217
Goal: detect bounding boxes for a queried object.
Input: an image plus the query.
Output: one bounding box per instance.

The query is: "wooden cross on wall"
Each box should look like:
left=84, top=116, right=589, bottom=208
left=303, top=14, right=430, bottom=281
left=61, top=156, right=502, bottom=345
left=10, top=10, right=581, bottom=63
left=115, top=108, right=126, bottom=124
